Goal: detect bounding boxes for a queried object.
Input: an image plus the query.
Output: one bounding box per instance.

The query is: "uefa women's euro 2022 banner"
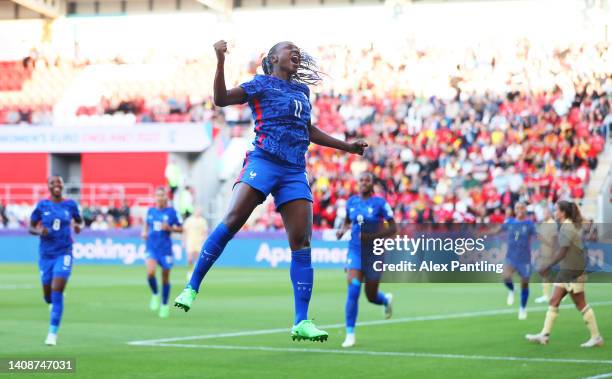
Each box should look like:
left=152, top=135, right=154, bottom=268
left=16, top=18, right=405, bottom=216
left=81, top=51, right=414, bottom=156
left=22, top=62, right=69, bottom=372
left=1, top=224, right=611, bottom=281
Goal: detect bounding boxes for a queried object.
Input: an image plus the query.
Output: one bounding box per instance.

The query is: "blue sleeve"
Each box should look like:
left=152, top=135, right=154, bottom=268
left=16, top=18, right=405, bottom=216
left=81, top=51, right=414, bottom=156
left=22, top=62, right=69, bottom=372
left=501, top=220, right=509, bottom=232
left=345, top=198, right=351, bottom=220
left=299, top=83, right=310, bottom=100
left=529, top=221, right=536, bottom=237
left=171, top=209, right=182, bottom=226
left=239, top=76, right=264, bottom=101
left=30, top=202, right=42, bottom=223
left=379, top=198, right=394, bottom=221
left=146, top=208, right=152, bottom=227
left=71, top=200, right=83, bottom=223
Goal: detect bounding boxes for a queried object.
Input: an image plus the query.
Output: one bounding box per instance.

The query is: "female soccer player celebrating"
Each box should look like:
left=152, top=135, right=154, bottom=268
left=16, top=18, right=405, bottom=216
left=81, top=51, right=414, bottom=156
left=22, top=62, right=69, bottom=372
left=336, top=172, right=397, bottom=348
left=526, top=201, right=604, bottom=347
left=142, top=187, right=183, bottom=318
left=174, top=40, right=367, bottom=342
left=29, top=175, right=83, bottom=346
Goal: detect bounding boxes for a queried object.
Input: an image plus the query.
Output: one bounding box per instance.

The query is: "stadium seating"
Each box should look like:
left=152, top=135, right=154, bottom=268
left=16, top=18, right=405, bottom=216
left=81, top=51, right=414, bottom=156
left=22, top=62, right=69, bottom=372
left=0, top=41, right=610, bottom=230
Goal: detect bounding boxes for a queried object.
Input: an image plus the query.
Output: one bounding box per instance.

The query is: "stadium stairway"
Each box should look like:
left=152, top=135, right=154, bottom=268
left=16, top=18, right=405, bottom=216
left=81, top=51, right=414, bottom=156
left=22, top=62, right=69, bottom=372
left=581, top=140, right=612, bottom=223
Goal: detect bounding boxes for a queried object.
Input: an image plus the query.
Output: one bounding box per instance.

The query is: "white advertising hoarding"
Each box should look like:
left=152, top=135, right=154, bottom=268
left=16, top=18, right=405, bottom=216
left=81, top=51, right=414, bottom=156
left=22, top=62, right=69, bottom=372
left=0, top=123, right=210, bottom=153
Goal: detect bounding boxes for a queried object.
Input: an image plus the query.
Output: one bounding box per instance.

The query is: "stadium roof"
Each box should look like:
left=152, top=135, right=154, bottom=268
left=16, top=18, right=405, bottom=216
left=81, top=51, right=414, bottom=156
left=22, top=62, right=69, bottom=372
left=0, top=0, right=526, bottom=20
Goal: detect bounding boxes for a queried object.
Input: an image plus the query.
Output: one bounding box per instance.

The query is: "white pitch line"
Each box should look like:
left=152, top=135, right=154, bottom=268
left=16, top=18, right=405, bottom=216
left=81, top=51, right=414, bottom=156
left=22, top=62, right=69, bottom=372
left=139, top=343, right=612, bottom=365
left=584, top=374, right=612, bottom=379
left=127, top=300, right=612, bottom=346
left=0, top=284, right=37, bottom=290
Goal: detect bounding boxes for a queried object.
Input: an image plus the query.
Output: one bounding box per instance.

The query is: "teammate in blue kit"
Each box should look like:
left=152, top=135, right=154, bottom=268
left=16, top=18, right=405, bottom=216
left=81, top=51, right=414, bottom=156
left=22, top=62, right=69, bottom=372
left=336, top=172, right=397, bottom=348
left=28, top=176, right=83, bottom=346
left=174, top=40, right=367, bottom=342
left=499, top=202, right=536, bottom=320
left=142, top=187, right=183, bottom=318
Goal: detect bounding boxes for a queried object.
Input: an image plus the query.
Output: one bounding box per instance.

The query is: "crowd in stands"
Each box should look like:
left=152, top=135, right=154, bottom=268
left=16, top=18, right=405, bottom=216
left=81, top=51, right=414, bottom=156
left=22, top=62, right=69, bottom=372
left=0, top=201, right=134, bottom=230
left=250, top=42, right=612, bottom=230
left=1, top=40, right=611, bottom=230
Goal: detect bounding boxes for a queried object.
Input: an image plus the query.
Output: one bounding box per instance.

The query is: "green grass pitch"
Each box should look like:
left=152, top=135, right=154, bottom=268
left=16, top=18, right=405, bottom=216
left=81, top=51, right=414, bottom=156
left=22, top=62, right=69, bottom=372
left=1, top=264, right=611, bottom=378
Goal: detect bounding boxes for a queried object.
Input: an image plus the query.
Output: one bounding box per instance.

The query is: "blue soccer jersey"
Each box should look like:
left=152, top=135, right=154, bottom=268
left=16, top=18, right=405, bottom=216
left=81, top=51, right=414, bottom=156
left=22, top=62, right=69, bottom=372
left=347, top=195, right=394, bottom=253
left=240, top=75, right=311, bottom=167
left=30, top=199, right=81, bottom=257
left=502, top=218, right=536, bottom=264
left=146, top=207, right=181, bottom=256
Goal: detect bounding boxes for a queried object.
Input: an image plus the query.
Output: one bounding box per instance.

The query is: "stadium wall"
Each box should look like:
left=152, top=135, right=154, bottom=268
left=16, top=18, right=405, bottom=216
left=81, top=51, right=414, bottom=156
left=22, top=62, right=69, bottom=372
left=0, top=153, right=48, bottom=182
left=81, top=153, right=167, bottom=186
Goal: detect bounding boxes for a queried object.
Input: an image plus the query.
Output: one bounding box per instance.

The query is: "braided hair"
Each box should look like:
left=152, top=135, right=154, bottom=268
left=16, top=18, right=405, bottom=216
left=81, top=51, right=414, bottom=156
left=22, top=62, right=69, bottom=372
left=261, top=42, right=324, bottom=86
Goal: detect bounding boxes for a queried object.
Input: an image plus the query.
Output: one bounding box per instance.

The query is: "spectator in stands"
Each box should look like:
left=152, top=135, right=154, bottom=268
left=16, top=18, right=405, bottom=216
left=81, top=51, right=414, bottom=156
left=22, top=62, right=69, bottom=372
left=178, top=186, right=195, bottom=219
left=90, top=214, right=109, bottom=231
left=0, top=202, right=7, bottom=228
left=118, top=200, right=131, bottom=227
left=81, top=202, right=95, bottom=227
left=165, top=159, right=182, bottom=199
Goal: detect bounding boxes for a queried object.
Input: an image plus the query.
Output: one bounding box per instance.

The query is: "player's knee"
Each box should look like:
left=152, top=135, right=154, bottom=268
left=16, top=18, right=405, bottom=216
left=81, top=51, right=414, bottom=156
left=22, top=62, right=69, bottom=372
left=289, top=234, right=310, bottom=251
left=549, top=296, right=562, bottom=307
left=222, top=211, right=244, bottom=233
left=365, top=291, right=377, bottom=303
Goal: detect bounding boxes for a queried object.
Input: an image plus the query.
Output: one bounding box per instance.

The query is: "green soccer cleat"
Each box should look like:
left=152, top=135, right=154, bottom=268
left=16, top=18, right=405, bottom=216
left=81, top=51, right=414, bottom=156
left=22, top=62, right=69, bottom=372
left=291, top=320, right=329, bottom=342
left=159, top=304, right=170, bottom=318
left=149, top=295, right=160, bottom=311
left=174, top=286, right=197, bottom=312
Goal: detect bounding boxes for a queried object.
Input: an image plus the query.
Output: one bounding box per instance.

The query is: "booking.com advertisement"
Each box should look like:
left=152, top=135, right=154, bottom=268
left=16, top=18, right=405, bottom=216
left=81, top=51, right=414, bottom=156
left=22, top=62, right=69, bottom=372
left=2, top=224, right=611, bottom=281
left=0, top=229, right=348, bottom=268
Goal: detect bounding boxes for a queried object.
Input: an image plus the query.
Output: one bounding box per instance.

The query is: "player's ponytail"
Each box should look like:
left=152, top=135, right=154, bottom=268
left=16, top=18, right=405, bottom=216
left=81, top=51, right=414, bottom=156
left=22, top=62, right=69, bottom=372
left=262, top=56, right=272, bottom=75
left=262, top=42, right=324, bottom=86
left=293, top=50, right=324, bottom=86
left=557, top=200, right=583, bottom=227
left=569, top=202, right=583, bottom=227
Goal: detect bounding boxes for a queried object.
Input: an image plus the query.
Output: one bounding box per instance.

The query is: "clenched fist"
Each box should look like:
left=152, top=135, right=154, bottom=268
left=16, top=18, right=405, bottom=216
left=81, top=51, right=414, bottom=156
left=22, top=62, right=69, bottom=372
left=214, top=40, right=228, bottom=62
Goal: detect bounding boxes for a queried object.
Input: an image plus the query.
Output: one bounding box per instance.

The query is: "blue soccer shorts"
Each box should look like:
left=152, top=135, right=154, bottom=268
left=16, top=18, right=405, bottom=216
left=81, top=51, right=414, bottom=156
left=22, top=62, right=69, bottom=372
left=346, top=247, right=383, bottom=281
left=505, top=257, right=532, bottom=280
left=39, top=254, right=73, bottom=285
left=235, top=148, right=313, bottom=210
left=145, top=251, right=174, bottom=270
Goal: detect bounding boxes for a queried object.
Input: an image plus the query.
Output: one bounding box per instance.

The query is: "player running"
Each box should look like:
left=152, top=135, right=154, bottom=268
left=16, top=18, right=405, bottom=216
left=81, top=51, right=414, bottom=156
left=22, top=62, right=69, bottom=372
left=526, top=201, right=604, bottom=347
left=182, top=207, right=208, bottom=280
left=499, top=202, right=536, bottom=320
left=174, top=40, right=367, bottom=342
left=535, top=206, right=557, bottom=304
left=142, top=187, right=183, bottom=318
left=336, top=172, right=397, bottom=348
left=28, top=175, right=83, bottom=346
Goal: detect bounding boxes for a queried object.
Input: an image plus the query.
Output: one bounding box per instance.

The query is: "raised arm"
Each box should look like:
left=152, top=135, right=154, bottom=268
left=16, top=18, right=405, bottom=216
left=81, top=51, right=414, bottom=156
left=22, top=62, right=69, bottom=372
left=309, top=122, right=367, bottom=155
left=213, top=40, right=247, bottom=107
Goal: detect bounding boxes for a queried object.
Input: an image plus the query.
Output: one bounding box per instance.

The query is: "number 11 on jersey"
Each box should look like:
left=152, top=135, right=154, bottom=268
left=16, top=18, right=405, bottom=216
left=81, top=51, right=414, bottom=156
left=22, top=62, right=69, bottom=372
left=293, top=99, right=302, bottom=118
